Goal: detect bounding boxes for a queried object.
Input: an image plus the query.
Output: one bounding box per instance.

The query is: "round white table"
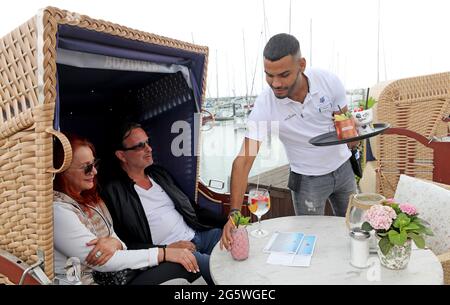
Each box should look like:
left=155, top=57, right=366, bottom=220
left=210, top=216, right=443, bottom=285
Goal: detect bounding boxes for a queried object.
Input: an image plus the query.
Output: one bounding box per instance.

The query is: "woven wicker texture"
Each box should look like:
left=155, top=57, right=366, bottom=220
left=439, top=252, right=450, bottom=285
left=0, top=13, right=54, bottom=279
left=376, top=72, right=450, bottom=198
left=0, top=18, right=38, bottom=139
left=1, top=7, right=208, bottom=282
left=435, top=183, right=450, bottom=285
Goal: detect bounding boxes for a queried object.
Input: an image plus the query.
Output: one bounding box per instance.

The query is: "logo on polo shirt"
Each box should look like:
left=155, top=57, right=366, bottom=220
left=284, top=113, right=297, bottom=121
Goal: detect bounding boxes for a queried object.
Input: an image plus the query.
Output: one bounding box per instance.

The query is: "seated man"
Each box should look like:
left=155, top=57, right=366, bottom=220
left=101, top=122, right=222, bottom=285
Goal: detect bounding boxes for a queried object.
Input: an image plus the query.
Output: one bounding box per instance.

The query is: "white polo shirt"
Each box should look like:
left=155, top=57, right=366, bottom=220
left=246, top=68, right=351, bottom=176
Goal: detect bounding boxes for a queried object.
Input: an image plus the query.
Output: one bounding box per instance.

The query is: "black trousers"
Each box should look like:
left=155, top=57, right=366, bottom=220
left=128, top=262, right=200, bottom=285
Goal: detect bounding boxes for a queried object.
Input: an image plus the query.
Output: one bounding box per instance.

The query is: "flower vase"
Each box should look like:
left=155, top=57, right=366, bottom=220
left=377, top=239, right=412, bottom=270
left=230, top=227, right=249, bottom=261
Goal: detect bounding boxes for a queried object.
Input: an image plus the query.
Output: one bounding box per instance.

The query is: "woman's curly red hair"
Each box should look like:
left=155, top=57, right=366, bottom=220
left=54, top=133, right=101, bottom=211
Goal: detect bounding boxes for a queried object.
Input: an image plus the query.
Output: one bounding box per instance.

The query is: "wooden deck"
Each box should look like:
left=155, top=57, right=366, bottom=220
left=247, top=164, right=295, bottom=220
left=247, top=164, right=333, bottom=219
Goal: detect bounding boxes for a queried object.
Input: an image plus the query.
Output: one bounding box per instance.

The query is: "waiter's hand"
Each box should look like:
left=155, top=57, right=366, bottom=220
left=347, top=141, right=360, bottom=149
left=220, top=219, right=235, bottom=251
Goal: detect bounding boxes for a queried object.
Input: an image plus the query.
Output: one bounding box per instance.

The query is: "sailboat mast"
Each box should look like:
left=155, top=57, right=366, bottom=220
left=242, top=30, right=249, bottom=101
left=262, top=0, right=269, bottom=42
left=216, top=49, right=219, bottom=102
left=310, top=19, right=313, bottom=67
left=289, top=0, right=292, bottom=34
left=377, top=0, right=381, bottom=83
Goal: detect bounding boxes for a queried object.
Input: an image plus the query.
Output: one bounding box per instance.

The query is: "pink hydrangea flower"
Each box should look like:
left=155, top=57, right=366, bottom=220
left=385, top=198, right=395, bottom=204
left=363, top=205, right=397, bottom=231
left=399, top=203, right=417, bottom=216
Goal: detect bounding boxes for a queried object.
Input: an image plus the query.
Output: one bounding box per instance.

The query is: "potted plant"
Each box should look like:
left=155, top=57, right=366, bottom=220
left=361, top=200, right=433, bottom=269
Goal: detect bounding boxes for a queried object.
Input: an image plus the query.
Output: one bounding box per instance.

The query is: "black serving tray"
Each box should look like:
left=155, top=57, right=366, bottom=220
left=309, top=123, right=390, bottom=146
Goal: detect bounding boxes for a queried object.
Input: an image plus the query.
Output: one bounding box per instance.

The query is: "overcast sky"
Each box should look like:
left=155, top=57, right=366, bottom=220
left=1, top=0, right=449, bottom=98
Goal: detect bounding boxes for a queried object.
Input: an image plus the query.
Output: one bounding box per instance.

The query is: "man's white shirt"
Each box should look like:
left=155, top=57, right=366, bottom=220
left=135, top=177, right=195, bottom=245
left=246, top=68, right=351, bottom=176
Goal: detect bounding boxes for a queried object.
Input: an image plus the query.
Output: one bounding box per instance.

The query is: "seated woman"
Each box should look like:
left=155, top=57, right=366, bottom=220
left=53, top=133, right=202, bottom=285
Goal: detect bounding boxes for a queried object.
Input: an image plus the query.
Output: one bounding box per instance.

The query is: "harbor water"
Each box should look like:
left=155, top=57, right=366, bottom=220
left=200, top=119, right=288, bottom=193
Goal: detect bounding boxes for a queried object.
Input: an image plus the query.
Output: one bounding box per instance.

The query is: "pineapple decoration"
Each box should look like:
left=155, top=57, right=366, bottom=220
left=230, top=211, right=251, bottom=261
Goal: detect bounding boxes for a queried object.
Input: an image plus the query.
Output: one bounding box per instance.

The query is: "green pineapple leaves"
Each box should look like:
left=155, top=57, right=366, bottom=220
left=231, top=211, right=250, bottom=228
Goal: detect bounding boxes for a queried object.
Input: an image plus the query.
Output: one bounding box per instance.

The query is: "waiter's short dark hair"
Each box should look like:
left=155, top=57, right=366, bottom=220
left=263, top=33, right=301, bottom=61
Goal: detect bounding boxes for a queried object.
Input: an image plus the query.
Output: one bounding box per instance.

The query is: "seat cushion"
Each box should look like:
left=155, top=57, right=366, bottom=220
left=394, top=174, right=450, bottom=255
left=359, top=161, right=377, bottom=193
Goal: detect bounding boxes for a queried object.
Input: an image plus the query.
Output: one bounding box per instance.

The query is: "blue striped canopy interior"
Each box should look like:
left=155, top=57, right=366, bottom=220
left=55, top=24, right=207, bottom=202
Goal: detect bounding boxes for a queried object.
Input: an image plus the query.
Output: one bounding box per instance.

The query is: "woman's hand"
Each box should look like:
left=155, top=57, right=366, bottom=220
left=167, top=241, right=196, bottom=252
left=165, top=248, right=200, bottom=273
left=85, top=237, right=123, bottom=266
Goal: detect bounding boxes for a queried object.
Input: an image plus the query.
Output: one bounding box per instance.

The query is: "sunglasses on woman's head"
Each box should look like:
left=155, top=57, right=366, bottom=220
left=82, top=159, right=100, bottom=175
left=122, top=139, right=150, bottom=151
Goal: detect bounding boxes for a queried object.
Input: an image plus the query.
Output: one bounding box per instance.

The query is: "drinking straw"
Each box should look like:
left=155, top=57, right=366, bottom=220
left=256, top=175, right=260, bottom=191
left=338, top=105, right=343, bottom=114
left=229, top=215, right=237, bottom=228
left=365, top=88, right=370, bottom=110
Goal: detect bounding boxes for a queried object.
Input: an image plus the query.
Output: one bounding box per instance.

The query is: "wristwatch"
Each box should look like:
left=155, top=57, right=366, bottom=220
left=228, top=208, right=240, bottom=217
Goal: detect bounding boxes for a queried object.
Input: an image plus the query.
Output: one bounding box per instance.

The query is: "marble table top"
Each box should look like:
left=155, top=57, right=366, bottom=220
left=210, top=216, right=443, bottom=285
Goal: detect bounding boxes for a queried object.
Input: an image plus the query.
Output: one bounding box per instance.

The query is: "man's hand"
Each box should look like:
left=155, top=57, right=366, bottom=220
left=347, top=141, right=360, bottom=149
left=219, top=219, right=235, bottom=251
left=85, top=237, right=123, bottom=266
left=167, top=241, right=196, bottom=252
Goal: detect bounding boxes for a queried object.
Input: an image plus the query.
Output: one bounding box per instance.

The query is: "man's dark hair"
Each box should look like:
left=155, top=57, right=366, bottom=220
left=263, top=33, right=301, bottom=61
left=113, top=122, right=142, bottom=150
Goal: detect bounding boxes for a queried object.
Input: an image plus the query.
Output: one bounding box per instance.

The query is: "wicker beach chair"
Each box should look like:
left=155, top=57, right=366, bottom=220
left=374, top=72, right=450, bottom=198
left=0, top=7, right=209, bottom=284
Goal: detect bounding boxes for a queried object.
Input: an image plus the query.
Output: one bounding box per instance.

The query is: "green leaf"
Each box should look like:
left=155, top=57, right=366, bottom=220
left=388, top=229, right=407, bottom=246
left=361, top=222, right=373, bottom=231
left=389, top=203, right=401, bottom=213
left=393, top=213, right=411, bottom=229
left=379, top=236, right=392, bottom=255
left=408, top=233, right=425, bottom=249
left=413, top=220, right=433, bottom=236
left=232, top=212, right=250, bottom=228
left=404, top=222, right=420, bottom=231
left=424, top=227, right=434, bottom=236
left=414, top=222, right=425, bottom=229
